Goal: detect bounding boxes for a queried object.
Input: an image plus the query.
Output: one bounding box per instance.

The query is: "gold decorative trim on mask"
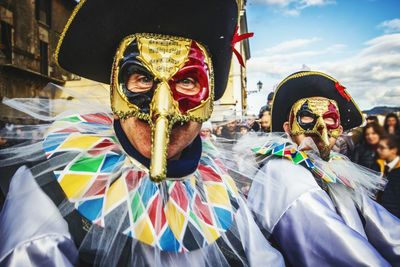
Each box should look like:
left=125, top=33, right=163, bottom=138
left=111, top=33, right=214, bottom=182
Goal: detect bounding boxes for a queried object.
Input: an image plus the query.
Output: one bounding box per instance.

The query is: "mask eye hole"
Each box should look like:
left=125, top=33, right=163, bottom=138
left=323, top=112, right=340, bottom=129
left=175, top=77, right=201, bottom=95
left=120, top=63, right=156, bottom=93
left=126, top=72, right=154, bottom=92
left=299, top=110, right=316, bottom=123
left=324, top=117, right=336, bottom=126
left=297, top=110, right=317, bottom=130
left=300, top=115, right=315, bottom=124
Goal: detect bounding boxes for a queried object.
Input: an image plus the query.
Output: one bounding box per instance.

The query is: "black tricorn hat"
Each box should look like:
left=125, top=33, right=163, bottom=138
left=55, top=0, right=238, bottom=100
left=271, top=71, right=364, bottom=132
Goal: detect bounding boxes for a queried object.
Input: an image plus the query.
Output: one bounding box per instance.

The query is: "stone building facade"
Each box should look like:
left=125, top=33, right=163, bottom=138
left=0, top=0, right=77, bottom=121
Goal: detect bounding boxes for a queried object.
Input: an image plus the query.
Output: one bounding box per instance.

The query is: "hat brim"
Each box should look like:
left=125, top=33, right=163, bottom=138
left=271, top=71, right=364, bottom=132
left=56, top=0, right=238, bottom=100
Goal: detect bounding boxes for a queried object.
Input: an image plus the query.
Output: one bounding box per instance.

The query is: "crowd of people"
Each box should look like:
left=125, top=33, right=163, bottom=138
left=200, top=93, right=274, bottom=141
left=352, top=113, right=400, bottom=217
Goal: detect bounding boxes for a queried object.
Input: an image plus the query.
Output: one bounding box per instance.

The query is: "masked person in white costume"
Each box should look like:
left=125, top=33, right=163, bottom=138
left=245, top=71, right=400, bottom=266
left=0, top=1, right=284, bottom=266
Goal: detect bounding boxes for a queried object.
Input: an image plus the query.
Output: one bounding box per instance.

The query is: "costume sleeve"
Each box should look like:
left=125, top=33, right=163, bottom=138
left=358, top=191, right=400, bottom=265
left=0, top=166, right=79, bottom=267
left=247, top=159, right=390, bottom=267
left=234, top=197, right=285, bottom=266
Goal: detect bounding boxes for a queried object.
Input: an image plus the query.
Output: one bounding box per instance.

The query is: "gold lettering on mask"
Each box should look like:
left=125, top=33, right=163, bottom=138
left=292, top=97, right=338, bottom=116
left=137, top=36, right=190, bottom=80
left=307, top=98, right=330, bottom=114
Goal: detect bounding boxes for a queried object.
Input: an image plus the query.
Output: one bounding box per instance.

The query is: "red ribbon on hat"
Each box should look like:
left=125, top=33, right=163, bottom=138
left=232, top=26, right=254, bottom=67
left=335, top=82, right=351, bottom=102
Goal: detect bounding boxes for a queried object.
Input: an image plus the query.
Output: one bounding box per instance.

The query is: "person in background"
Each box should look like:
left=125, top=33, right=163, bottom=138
left=267, top=92, right=274, bottom=108
left=375, top=135, right=400, bottom=218
left=214, top=125, right=223, bottom=137
left=366, top=115, right=379, bottom=125
left=220, top=119, right=239, bottom=141
left=200, top=121, right=214, bottom=140
left=258, top=105, right=271, bottom=133
left=384, top=113, right=400, bottom=137
left=247, top=117, right=261, bottom=132
left=257, top=91, right=274, bottom=123
left=238, top=121, right=250, bottom=137
left=258, top=92, right=274, bottom=119
left=351, top=114, right=378, bottom=147
left=258, top=105, right=269, bottom=120
left=259, top=112, right=271, bottom=133
left=353, top=123, right=386, bottom=170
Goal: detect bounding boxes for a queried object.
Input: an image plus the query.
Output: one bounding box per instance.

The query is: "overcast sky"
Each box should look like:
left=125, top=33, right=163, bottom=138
left=245, top=0, right=400, bottom=114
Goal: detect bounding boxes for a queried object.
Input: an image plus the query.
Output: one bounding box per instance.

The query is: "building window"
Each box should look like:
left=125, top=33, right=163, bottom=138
left=0, top=21, right=12, bottom=61
left=35, top=0, right=51, bottom=26
left=40, top=41, right=48, bottom=75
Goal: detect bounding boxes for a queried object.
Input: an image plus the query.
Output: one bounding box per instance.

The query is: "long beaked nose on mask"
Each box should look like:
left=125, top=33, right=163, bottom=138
left=149, top=81, right=179, bottom=182
left=315, top=116, right=330, bottom=148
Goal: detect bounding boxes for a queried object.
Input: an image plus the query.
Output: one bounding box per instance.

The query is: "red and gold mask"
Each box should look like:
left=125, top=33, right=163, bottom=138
left=111, top=33, right=213, bottom=182
left=289, top=97, right=341, bottom=149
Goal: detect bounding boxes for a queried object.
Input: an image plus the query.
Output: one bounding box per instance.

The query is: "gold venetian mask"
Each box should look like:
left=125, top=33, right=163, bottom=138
left=111, top=33, right=213, bottom=182
left=289, top=97, right=342, bottom=149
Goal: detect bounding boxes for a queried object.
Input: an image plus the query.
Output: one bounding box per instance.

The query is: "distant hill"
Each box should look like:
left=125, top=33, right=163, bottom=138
left=363, top=106, right=400, bottom=115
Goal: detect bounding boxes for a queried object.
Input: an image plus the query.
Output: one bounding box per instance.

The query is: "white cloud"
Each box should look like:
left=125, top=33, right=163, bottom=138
left=265, top=37, right=321, bottom=53
left=321, top=34, right=400, bottom=83
left=247, top=33, right=400, bottom=113
left=301, top=0, right=332, bottom=6
left=378, top=18, right=400, bottom=34
left=250, top=0, right=335, bottom=16
left=283, top=8, right=301, bottom=16
left=248, top=38, right=346, bottom=77
left=361, top=33, right=400, bottom=55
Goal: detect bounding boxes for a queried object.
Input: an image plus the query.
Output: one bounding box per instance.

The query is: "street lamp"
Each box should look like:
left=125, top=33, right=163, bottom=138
left=257, top=80, right=263, bottom=91
left=247, top=80, right=264, bottom=94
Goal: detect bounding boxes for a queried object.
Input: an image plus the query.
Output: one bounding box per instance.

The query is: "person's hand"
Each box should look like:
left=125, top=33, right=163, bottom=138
left=241, top=185, right=250, bottom=197
left=0, top=137, right=7, bottom=146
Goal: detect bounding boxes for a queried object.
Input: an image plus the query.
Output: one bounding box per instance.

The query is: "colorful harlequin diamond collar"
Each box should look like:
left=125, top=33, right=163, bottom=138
left=252, top=142, right=353, bottom=188
left=43, top=113, right=240, bottom=253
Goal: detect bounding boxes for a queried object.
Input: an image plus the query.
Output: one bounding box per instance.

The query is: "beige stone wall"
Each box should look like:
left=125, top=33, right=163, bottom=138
left=0, top=0, right=76, bottom=121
